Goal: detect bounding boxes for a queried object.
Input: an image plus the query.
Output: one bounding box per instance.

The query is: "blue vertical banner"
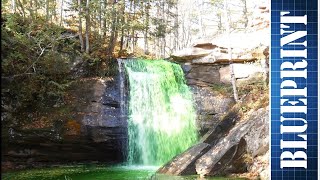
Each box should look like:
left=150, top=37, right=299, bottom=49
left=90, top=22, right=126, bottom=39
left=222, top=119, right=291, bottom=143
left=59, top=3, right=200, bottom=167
left=271, top=0, right=319, bottom=179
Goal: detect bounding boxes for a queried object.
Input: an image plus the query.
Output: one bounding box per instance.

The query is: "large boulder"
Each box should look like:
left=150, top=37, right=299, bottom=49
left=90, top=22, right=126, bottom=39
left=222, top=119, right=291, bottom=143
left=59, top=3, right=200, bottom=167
left=157, top=143, right=211, bottom=175
left=219, top=63, right=265, bottom=84
left=247, top=150, right=270, bottom=180
left=190, top=47, right=257, bottom=64
left=181, top=62, right=265, bottom=87
left=195, top=108, right=269, bottom=176
left=171, top=47, right=213, bottom=62
left=157, top=105, right=242, bottom=176
left=157, top=108, right=268, bottom=177
left=170, top=28, right=269, bottom=64
left=185, top=65, right=222, bottom=87
left=193, top=43, right=218, bottom=50
left=244, top=109, right=269, bottom=157
left=171, top=46, right=257, bottom=64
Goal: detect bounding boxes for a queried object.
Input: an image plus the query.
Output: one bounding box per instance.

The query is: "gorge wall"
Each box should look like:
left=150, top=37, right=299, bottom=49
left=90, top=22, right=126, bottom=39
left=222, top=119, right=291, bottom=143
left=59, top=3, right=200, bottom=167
left=2, top=71, right=127, bottom=170
left=157, top=9, right=270, bottom=177
left=2, top=54, right=269, bottom=180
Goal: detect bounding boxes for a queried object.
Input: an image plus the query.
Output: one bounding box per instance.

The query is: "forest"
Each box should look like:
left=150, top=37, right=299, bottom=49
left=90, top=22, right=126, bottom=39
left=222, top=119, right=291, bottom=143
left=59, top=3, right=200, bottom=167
left=2, top=0, right=253, bottom=110
left=2, top=0, right=270, bottom=179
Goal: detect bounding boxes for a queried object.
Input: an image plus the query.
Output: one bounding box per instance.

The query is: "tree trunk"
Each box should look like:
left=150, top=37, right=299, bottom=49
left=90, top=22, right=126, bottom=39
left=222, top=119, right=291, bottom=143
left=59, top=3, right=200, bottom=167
left=98, top=0, right=101, bottom=36
left=102, top=0, right=107, bottom=38
left=85, top=0, right=90, bottom=53
left=106, top=1, right=118, bottom=57
left=162, top=1, right=167, bottom=58
left=120, top=30, right=124, bottom=51
left=120, top=0, right=125, bottom=51
left=218, top=13, right=222, bottom=32
left=52, top=0, right=57, bottom=22
left=16, top=0, right=25, bottom=19
left=45, top=0, right=49, bottom=21
left=60, top=0, right=64, bottom=26
left=224, top=0, right=238, bottom=102
left=197, top=1, right=205, bottom=37
left=34, top=0, right=38, bottom=17
left=173, top=3, right=179, bottom=51
left=131, top=1, right=136, bottom=54
left=28, top=0, right=34, bottom=21
left=78, top=0, right=84, bottom=52
left=242, top=0, right=248, bottom=28
left=144, top=0, right=150, bottom=54
left=11, top=0, right=16, bottom=13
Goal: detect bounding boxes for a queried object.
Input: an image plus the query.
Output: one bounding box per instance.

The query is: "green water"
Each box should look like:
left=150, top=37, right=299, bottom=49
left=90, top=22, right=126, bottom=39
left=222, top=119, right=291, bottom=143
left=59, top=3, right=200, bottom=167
left=123, top=59, right=198, bottom=165
left=2, top=166, right=156, bottom=180
left=2, top=165, right=242, bottom=180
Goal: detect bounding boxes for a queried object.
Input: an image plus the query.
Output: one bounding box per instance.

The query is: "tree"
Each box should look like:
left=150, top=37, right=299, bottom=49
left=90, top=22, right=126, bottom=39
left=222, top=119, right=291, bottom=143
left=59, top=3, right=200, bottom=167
left=78, top=0, right=84, bottom=52
left=241, top=0, right=248, bottom=28
left=16, top=0, right=26, bottom=18
left=85, top=0, right=90, bottom=53
left=119, top=0, right=126, bottom=51
left=106, top=0, right=119, bottom=57
left=60, top=0, right=64, bottom=26
left=224, top=0, right=238, bottom=102
left=46, top=0, right=50, bottom=20
left=11, top=0, right=16, bottom=13
left=143, top=0, right=150, bottom=54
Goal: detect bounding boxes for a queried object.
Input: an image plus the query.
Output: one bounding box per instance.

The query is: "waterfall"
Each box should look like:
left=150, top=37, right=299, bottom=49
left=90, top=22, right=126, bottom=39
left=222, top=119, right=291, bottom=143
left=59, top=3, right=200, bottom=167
left=120, top=59, right=198, bottom=166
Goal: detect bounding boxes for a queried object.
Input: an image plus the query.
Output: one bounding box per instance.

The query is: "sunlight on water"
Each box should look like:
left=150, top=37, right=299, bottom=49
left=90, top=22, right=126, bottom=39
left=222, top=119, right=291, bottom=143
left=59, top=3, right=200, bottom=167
left=117, top=165, right=160, bottom=171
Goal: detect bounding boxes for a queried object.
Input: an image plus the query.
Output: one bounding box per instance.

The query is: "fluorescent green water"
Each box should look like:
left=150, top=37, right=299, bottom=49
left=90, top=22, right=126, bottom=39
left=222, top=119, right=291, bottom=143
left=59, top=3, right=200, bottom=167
left=2, top=166, right=156, bottom=180
left=123, top=59, right=198, bottom=165
left=1, top=165, right=244, bottom=180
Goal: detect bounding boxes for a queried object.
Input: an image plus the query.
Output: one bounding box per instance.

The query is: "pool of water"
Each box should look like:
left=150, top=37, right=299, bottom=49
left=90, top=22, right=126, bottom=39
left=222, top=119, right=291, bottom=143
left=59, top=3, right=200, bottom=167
left=1, top=165, right=245, bottom=180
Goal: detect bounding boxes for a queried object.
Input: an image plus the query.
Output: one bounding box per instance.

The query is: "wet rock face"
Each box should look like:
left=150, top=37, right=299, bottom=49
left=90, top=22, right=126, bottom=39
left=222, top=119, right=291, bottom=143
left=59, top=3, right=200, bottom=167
left=188, top=84, right=235, bottom=135
left=2, top=75, right=127, bottom=170
left=244, top=109, right=269, bottom=157
left=195, top=108, right=269, bottom=176
left=72, top=76, right=128, bottom=154
left=182, top=62, right=265, bottom=87
left=184, top=65, right=222, bottom=87
left=157, top=108, right=269, bottom=177
left=181, top=58, right=266, bottom=138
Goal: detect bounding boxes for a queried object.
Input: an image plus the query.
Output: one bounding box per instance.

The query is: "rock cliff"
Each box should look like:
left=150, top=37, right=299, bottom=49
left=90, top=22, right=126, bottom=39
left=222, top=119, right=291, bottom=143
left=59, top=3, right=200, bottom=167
left=2, top=75, right=127, bottom=171
left=158, top=2, right=270, bottom=178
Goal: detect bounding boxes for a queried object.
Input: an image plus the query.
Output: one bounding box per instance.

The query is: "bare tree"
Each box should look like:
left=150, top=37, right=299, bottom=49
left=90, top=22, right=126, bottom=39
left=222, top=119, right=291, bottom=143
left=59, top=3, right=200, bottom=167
left=224, top=0, right=238, bottom=102
left=11, top=0, right=16, bottom=13
left=144, top=0, right=150, bottom=54
left=119, top=1, right=125, bottom=51
left=241, top=0, right=248, bottom=28
left=78, top=0, right=84, bottom=52
left=45, top=0, right=49, bottom=21
left=85, top=0, right=90, bottom=53
left=60, top=0, right=64, bottom=26
left=16, top=0, right=26, bottom=18
left=106, top=0, right=119, bottom=57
